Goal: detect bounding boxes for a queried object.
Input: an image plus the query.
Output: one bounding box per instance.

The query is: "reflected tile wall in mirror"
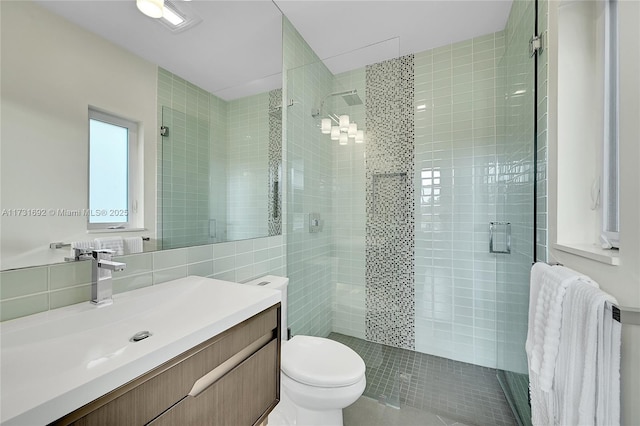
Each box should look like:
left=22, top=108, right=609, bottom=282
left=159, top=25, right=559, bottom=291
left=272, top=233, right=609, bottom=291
left=158, top=68, right=282, bottom=250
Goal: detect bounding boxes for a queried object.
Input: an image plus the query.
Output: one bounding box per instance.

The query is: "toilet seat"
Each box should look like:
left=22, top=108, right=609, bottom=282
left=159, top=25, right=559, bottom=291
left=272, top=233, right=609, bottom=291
left=281, top=336, right=365, bottom=388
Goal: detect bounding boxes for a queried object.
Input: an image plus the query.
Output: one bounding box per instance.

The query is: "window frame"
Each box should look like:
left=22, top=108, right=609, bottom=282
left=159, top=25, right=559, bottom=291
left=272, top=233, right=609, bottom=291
left=87, top=108, right=140, bottom=230
left=602, top=0, right=620, bottom=247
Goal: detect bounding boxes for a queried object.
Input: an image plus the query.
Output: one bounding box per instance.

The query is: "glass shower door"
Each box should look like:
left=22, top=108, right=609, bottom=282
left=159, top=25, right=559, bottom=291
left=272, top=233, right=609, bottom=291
left=495, top=0, right=537, bottom=424
left=283, top=18, right=404, bottom=407
left=160, top=106, right=212, bottom=250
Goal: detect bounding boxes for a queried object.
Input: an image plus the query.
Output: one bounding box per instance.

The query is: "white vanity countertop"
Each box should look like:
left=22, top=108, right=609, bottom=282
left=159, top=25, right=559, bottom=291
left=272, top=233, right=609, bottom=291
left=0, top=276, right=281, bottom=425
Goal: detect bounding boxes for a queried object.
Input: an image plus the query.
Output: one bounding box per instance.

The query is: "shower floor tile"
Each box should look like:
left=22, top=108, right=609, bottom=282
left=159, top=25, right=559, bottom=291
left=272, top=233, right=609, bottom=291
left=344, top=395, right=471, bottom=426
left=329, top=333, right=518, bottom=426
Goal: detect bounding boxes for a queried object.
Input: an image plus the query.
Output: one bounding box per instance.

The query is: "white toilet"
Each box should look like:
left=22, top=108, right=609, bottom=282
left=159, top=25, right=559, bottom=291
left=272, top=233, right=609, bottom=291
left=243, top=276, right=366, bottom=426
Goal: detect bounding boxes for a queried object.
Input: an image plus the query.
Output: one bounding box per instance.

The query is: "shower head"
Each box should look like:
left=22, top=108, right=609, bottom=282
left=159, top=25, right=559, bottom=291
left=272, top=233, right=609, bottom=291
left=338, top=90, right=363, bottom=106
left=311, top=89, right=363, bottom=118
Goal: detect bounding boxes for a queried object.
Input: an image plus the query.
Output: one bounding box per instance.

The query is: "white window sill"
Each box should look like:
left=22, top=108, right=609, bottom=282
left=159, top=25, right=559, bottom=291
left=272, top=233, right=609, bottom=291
left=553, top=243, right=620, bottom=266
left=87, top=228, right=147, bottom=234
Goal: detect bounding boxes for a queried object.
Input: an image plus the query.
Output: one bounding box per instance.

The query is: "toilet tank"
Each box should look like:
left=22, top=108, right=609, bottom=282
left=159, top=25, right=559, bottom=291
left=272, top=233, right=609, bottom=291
left=242, top=275, right=289, bottom=341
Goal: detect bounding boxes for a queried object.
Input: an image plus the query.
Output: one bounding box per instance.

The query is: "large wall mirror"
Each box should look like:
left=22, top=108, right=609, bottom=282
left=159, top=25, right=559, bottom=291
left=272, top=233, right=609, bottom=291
left=0, top=1, right=283, bottom=271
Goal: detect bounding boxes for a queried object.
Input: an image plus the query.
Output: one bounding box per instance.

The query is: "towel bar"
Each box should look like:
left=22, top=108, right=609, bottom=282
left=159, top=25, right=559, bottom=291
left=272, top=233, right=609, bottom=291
left=537, top=261, right=638, bottom=325
left=49, top=242, right=72, bottom=249
left=50, top=237, right=150, bottom=249
left=610, top=304, right=640, bottom=326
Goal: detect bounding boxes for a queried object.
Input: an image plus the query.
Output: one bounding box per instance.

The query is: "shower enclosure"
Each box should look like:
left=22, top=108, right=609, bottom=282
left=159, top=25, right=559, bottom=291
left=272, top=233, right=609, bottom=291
left=283, top=0, right=539, bottom=421
left=158, top=79, right=283, bottom=250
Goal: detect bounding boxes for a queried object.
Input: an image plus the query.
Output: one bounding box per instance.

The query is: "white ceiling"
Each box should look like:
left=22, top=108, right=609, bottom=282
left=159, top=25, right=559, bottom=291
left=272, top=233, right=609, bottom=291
left=275, top=1, right=513, bottom=74
left=35, top=0, right=513, bottom=100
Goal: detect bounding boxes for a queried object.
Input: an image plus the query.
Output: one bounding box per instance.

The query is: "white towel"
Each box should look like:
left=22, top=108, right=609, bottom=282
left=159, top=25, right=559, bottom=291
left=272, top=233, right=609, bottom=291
left=93, top=237, right=124, bottom=256
left=527, top=263, right=588, bottom=389
left=526, top=262, right=589, bottom=425
left=554, top=281, right=619, bottom=426
left=598, top=302, right=621, bottom=425
left=527, top=263, right=621, bottom=426
left=123, top=237, right=143, bottom=254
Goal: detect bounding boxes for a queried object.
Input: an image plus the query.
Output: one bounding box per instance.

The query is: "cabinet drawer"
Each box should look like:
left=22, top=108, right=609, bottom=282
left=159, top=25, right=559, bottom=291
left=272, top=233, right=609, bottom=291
left=55, top=304, right=279, bottom=426
left=149, top=338, right=278, bottom=426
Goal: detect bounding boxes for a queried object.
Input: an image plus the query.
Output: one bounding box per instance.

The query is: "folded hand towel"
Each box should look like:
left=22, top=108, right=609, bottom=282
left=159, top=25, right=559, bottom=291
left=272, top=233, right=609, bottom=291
left=123, top=237, right=143, bottom=254
left=93, top=237, right=124, bottom=256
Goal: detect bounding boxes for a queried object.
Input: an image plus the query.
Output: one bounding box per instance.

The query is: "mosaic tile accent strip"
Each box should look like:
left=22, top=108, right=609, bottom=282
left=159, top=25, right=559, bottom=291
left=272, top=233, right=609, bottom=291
left=268, top=88, right=283, bottom=236
left=364, top=55, right=416, bottom=350
left=330, top=333, right=517, bottom=426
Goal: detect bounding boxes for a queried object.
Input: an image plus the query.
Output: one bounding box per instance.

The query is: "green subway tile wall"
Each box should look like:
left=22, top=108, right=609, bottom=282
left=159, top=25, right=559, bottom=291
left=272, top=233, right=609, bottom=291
left=158, top=68, right=213, bottom=250
left=158, top=68, right=275, bottom=246
left=0, top=235, right=285, bottom=322
left=536, top=0, right=549, bottom=262
left=283, top=16, right=334, bottom=338
left=227, top=92, right=270, bottom=241
left=0, top=267, right=48, bottom=300
left=412, top=32, right=506, bottom=367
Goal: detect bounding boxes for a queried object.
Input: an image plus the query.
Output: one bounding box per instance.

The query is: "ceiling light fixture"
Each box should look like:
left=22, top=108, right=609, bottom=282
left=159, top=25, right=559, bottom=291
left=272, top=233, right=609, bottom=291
left=138, top=0, right=202, bottom=33
left=330, top=126, right=340, bottom=141
left=136, top=0, right=164, bottom=19
left=318, top=113, right=363, bottom=146
left=321, top=119, right=332, bottom=134
left=162, top=2, right=185, bottom=26
left=348, top=123, right=358, bottom=138
left=339, top=115, right=350, bottom=131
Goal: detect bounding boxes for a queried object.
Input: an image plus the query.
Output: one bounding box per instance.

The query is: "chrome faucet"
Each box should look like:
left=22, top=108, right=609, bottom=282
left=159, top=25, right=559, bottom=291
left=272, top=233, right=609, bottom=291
left=91, top=249, right=126, bottom=306
left=65, top=247, right=93, bottom=262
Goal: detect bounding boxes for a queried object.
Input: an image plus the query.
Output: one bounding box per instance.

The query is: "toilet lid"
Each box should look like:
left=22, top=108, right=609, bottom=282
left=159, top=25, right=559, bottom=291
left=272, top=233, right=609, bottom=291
left=281, top=336, right=365, bottom=388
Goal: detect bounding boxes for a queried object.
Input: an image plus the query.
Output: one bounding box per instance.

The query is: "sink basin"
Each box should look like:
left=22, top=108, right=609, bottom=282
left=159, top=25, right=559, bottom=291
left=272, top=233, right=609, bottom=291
left=0, top=276, right=281, bottom=425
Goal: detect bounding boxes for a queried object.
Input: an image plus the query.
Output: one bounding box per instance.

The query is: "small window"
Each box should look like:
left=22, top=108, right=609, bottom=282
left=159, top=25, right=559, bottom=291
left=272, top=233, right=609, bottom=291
left=88, top=108, right=139, bottom=229
left=556, top=0, right=620, bottom=256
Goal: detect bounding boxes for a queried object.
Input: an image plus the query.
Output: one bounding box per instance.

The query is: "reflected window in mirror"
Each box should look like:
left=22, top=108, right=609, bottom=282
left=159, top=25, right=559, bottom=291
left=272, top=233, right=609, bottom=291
left=88, top=108, right=141, bottom=230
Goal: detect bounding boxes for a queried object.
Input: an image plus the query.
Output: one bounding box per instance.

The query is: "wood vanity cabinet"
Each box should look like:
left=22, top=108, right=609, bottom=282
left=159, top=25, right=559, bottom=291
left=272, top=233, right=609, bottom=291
left=52, top=304, right=280, bottom=426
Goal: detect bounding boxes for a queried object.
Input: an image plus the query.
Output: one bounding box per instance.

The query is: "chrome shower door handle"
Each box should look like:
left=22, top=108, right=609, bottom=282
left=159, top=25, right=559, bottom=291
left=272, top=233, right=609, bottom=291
left=489, top=222, right=511, bottom=254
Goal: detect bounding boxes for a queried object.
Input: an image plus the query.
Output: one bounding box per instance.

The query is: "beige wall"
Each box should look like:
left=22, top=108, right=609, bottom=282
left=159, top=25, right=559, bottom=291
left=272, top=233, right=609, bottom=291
left=548, top=0, right=640, bottom=422
left=1, top=1, right=158, bottom=270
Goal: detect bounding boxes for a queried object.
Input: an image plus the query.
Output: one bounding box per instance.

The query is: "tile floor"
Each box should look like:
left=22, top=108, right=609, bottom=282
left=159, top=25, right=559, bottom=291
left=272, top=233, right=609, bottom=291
left=498, top=370, right=531, bottom=426
left=344, top=396, right=471, bottom=426
left=329, top=333, right=518, bottom=426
